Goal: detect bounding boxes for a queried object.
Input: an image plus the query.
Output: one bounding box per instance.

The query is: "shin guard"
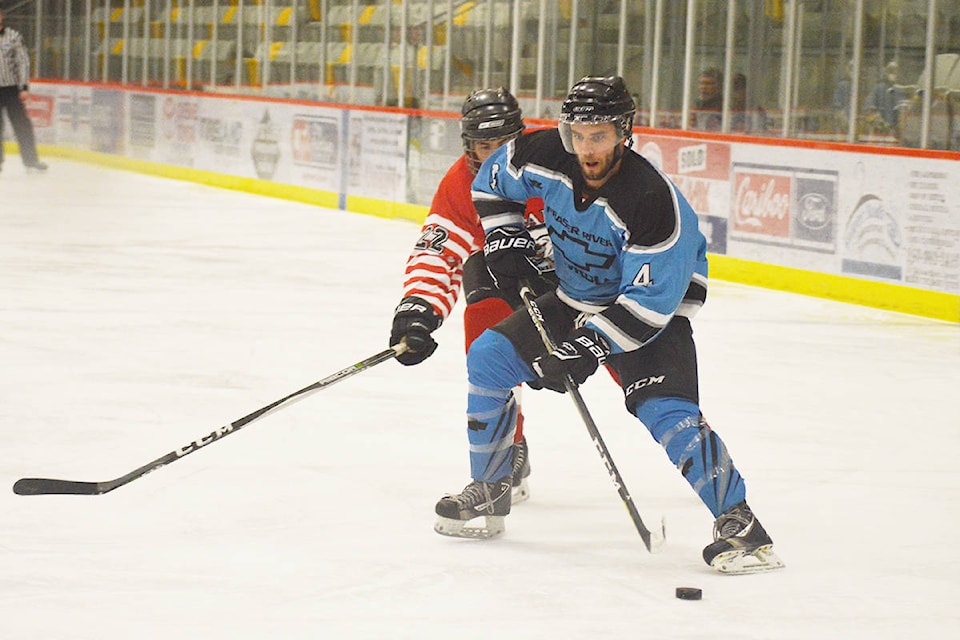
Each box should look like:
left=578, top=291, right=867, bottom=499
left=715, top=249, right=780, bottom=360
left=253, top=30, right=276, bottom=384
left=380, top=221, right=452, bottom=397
left=466, top=388, right=517, bottom=482
left=465, top=330, right=533, bottom=482
left=636, top=398, right=746, bottom=517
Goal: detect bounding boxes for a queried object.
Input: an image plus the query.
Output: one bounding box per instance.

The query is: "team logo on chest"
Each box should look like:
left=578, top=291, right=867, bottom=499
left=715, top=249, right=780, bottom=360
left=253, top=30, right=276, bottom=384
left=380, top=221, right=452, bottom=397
left=548, top=223, right=617, bottom=279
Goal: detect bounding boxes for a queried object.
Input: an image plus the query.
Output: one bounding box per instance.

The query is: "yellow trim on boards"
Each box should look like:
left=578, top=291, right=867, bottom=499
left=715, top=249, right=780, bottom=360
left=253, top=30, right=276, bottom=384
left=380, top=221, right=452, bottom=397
left=26, top=144, right=339, bottom=210
left=12, top=144, right=958, bottom=324
left=346, top=195, right=428, bottom=223
left=709, top=255, right=959, bottom=323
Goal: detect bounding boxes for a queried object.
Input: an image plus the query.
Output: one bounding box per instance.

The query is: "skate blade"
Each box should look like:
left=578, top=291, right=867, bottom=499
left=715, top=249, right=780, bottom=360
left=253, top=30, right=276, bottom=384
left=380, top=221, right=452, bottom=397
left=434, top=515, right=505, bottom=539
left=511, top=478, right=530, bottom=504
left=711, top=544, right=785, bottom=575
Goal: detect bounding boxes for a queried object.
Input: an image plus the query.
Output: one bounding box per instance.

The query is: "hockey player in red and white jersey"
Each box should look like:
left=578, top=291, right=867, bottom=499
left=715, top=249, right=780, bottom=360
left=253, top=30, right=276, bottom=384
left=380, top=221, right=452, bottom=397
left=389, top=88, right=554, bottom=503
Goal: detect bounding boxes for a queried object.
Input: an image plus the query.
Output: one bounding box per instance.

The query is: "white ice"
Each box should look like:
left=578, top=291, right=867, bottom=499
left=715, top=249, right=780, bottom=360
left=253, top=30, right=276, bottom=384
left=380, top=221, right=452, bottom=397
left=2, top=160, right=958, bottom=639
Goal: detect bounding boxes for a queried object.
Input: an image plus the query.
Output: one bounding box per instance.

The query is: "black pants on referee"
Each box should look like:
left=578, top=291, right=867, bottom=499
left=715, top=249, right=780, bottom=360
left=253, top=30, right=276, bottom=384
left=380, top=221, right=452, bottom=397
left=0, top=85, right=40, bottom=166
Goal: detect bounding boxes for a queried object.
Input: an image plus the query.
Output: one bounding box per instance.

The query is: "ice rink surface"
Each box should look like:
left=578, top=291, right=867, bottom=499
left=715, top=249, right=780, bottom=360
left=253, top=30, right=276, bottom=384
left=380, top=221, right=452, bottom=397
left=2, top=160, right=958, bottom=639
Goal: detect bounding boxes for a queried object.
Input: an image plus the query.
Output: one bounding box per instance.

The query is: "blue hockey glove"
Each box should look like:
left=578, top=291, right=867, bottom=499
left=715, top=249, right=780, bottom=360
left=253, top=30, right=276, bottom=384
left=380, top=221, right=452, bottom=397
left=483, top=225, right=550, bottom=291
left=532, top=328, right=611, bottom=392
left=390, top=296, right=442, bottom=366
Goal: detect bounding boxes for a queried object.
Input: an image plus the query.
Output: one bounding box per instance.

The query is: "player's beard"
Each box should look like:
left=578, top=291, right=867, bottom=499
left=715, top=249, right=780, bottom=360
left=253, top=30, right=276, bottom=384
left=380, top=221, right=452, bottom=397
left=579, top=146, right=621, bottom=187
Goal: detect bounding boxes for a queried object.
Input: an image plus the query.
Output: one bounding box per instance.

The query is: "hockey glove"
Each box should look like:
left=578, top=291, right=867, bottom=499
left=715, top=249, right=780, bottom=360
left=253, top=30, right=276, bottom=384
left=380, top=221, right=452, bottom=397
left=483, top=225, right=551, bottom=291
left=390, top=296, right=442, bottom=366
left=531, top=328, right=611, bottom=392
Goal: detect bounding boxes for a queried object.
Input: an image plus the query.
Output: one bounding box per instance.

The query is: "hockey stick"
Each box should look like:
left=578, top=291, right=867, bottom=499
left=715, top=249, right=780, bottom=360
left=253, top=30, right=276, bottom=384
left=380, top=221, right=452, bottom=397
left=13, top=344, right=408, bottom=496
left=519, top=285, right=665, bottom=552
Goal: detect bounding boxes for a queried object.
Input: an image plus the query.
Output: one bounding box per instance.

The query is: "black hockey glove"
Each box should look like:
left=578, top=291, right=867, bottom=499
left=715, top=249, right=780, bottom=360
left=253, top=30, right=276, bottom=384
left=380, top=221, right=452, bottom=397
left=390, top=296, right=442, bottom=366
left=531, top=328, right=611, bottom=392
left=483, top=225, right=551, bottom=291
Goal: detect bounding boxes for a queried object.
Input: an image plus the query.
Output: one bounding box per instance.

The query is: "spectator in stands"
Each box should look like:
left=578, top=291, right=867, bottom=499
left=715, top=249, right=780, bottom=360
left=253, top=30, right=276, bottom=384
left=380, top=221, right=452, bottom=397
left=865, top=60, right=904, bottom=131
left=730, top=73, right=766, bottom=133
left=832, top=59, right=854, bottom=131
left=731, top=73, right=747, bottom=112
left=693, top=67, right=723, bottom=131
left=631, top=93, right=644, bottom=126
left=0, top=5, right=47, bottom=173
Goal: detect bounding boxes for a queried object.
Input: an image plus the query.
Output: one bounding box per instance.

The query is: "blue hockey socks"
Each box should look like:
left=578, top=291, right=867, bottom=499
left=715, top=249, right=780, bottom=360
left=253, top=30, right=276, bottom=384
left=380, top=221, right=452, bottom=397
left=464, top=330, right=535, bottom=482
left=635, top=397, right=746, bottom=517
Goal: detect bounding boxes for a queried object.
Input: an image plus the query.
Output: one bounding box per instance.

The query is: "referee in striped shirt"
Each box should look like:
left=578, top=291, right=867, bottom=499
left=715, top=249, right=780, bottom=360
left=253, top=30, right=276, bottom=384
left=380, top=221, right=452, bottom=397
left=0, top=5, right=46, bottom=173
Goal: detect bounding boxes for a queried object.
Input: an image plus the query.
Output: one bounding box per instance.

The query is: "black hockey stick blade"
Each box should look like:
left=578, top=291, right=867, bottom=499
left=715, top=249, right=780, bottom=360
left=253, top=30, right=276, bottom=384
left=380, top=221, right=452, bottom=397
left=14, top=478, right=103, bottom=496
left=13, top=344, right=407, bottom=496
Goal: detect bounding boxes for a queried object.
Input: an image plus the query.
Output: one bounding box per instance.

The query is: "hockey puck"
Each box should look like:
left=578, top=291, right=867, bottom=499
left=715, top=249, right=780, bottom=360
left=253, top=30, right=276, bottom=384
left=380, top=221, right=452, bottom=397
left=675, top=587, right=702, bottom=600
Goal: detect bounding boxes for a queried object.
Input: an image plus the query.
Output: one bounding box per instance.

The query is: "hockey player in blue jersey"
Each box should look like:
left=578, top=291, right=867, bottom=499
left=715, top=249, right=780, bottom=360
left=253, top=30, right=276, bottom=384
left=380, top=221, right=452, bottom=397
left=433, top=76, right=783, bottom=574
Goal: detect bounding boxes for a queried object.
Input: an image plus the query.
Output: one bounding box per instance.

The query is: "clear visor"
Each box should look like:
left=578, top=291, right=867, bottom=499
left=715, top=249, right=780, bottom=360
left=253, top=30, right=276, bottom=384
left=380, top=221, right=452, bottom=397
left=558, top=114, right=625, bottom=154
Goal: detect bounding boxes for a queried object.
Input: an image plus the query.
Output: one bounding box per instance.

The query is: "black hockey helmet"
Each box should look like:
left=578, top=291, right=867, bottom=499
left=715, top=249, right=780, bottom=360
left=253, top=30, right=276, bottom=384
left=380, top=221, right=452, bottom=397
left=460, top=87, right=524, bottom=174
left=559, top=76, right=636, bottom=153
left=461, top=87, right=524, bottom=141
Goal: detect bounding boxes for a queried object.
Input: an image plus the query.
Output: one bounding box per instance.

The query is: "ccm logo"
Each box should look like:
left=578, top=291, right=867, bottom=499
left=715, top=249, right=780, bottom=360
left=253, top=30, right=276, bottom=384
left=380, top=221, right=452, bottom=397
left=175, top=424, right=235, bottom=456
left=625, top=375, right=665, bottom=395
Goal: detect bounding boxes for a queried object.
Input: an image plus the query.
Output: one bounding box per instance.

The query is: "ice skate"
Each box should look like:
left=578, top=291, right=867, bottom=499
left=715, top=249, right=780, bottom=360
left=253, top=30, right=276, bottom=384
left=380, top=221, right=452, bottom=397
left=703, top=502, right=784, bottom=574
left=511, top=437, right=531, bottom=503
left=434, top=477, right=512, bottom=539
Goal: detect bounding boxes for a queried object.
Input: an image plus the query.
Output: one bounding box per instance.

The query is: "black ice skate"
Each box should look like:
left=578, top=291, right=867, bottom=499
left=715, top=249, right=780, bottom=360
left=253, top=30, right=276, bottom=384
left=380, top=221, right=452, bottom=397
left=511, top=437, right=531, bottom=504
left=434, top=477, right=512, bottom=539
left=703, top=502, right=784, bottom=574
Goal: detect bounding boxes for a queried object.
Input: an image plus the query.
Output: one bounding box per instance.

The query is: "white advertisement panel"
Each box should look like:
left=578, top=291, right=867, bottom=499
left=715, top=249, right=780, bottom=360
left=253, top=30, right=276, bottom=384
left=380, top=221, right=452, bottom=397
left=53, top=84, right=93, bottom=148
left=23, top=85, right=57, bottom=146
left=192, top=98, right=249, bottom=172
left=347, top=110, right=408, bottom=201
left=288, top=108, right=343, bottom=193
left=156, top=92, right=200, bottom=166
left=726, top=143, right=960, bottom=293
left=30, top=82, right=960, bottom=300
left=127, top=92, right=159, bottom=160
left=842, top=157, right=960, bottom=293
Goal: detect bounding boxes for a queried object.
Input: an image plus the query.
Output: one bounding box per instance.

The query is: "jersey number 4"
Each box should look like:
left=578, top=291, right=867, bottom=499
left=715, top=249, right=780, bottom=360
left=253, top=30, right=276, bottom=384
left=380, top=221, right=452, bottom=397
left=633, top=263, right=653, bottom=287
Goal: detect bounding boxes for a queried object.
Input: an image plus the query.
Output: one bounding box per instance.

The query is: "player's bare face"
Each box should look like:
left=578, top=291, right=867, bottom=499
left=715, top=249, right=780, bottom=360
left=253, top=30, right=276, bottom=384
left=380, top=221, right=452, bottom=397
left=569, top=123, right=622, bottom=189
